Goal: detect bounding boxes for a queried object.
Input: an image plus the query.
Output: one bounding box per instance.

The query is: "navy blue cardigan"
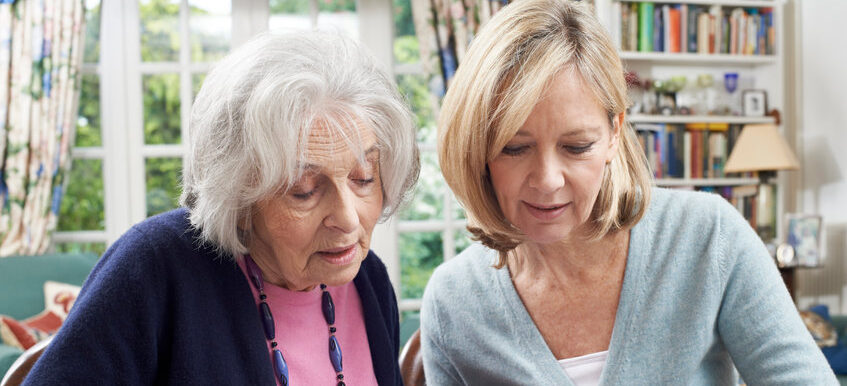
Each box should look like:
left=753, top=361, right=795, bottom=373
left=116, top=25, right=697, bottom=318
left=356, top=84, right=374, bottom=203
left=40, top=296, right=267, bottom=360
left=25, top=209, right=403, bottom=385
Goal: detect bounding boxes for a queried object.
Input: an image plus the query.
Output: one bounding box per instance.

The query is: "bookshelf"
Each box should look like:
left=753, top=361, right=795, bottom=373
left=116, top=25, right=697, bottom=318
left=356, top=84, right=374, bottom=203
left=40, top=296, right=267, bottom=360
left=596, top=0, right=787, bottom=241
left=619, top=51, right=777, bottom=65
left=629, top=114, right=774, bottom=124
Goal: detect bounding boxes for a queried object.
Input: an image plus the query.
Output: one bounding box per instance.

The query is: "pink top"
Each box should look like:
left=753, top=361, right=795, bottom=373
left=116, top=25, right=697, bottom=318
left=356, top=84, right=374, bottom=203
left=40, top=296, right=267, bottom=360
left=237, top=259, right=378, bottom=386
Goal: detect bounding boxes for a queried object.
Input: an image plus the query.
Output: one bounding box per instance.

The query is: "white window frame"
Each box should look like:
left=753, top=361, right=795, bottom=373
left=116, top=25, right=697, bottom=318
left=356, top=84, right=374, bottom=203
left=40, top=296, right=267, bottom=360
left=53, top=0, right=454, bottom=315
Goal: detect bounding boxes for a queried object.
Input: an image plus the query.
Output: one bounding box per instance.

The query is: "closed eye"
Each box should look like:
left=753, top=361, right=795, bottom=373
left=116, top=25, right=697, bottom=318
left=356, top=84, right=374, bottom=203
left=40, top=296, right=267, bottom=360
left=501, top=145, right=529, bottom=156
left=564, top=143, right=594, bottom=154
left=353, top=177, right=375, bottom=186
left=292, top=190, right=316, bottom=200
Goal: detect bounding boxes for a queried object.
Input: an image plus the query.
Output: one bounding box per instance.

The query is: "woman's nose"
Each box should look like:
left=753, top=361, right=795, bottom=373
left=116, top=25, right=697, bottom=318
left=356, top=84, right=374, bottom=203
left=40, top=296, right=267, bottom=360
left=323, top=186, right=359, bottom=233
left=527, top=153, right=565, bottom=194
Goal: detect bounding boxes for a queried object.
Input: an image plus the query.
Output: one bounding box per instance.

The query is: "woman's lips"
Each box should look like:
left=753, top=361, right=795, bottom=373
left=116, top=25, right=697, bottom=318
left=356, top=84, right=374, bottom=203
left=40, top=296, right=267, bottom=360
left=317, top=244, right=358, bottom=265
left=523, top=201, right=568, bottom=220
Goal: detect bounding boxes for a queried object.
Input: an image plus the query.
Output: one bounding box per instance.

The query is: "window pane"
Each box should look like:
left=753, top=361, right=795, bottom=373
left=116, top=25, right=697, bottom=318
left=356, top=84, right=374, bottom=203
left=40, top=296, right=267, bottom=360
left=83, top=0, right=101, bottom=63
left=76, top=74, right=101, bottom=147
left=454, top=228, right=471, bottom=255
left=59, top=159, right=104, bottom=231
left=54, top=242, right=106, bottom=256
left=392, top=1, right=418, bottom=65
left=146, top=157, right=182, bottom=216
left=396, top=74, right=436, bottom=143
left=399, top=232, right=443, bottom=299
left=192, top=73, right=206, bottom=100
left=189, top=0, right=231, bottom=62
left=143, top=74, right=181, bottom=145
left=269, top=0, right=312, bottom=32
left=316, top=0, right=357, bottom=38
left=399, top=151, right=443, bottom=220
left=140, top=0, right=180, bottom=62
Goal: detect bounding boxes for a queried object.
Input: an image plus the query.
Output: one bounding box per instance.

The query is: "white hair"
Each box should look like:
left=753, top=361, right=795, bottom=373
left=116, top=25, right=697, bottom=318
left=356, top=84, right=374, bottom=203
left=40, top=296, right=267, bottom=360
left=181, top=31, right=420, bottom=257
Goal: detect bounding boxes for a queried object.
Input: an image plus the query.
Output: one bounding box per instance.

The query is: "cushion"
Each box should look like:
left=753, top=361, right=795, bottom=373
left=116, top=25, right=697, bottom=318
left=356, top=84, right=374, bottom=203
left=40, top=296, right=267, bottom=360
left=805, top=304, right=847, bottom=374
left=801, top=309, right=839, bottom=347
left=0, top=315, right=53, bottom=350
left=43, top=281, right=82, bottom=320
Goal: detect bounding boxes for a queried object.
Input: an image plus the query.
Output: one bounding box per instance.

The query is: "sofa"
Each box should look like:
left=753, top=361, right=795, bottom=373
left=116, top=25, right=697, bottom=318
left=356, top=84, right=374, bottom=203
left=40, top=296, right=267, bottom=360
left=0, top=253, right=98, bottom=377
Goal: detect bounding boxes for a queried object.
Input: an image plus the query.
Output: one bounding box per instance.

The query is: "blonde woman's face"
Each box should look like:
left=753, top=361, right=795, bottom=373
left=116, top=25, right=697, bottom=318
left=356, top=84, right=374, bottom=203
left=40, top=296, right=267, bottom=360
left=487, top=70, right=620, bottom=245
left=248, top=123, right=383, bottom=291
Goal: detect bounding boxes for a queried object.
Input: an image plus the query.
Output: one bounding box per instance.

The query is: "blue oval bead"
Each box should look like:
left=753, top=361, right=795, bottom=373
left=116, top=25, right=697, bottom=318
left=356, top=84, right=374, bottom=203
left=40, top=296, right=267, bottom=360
left=329, top=335, right=343, bottom=372
left=244, top=255, right=264, bottom=291
left=322, top=291, right=335, bottom=325
left=259, top=302, right=275, bottom=340
left=273, top=349, right=289, bottom=386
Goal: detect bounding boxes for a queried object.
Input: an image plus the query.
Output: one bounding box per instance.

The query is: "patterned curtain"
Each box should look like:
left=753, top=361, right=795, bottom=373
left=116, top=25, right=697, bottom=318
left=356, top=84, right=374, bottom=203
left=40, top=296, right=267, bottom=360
left=0, top=0, right=86, bottom=256
left=410, top=0, right=512, bottom=116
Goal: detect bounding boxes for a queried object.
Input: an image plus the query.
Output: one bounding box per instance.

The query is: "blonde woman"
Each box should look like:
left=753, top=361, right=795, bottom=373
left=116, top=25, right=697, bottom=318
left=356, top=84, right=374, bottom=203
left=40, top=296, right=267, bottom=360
left=421, top=0, right=836, bottom=384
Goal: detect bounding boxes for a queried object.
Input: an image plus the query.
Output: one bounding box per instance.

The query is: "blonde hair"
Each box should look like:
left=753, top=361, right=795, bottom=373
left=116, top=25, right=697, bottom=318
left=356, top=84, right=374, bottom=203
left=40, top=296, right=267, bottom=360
left=438, top=0, right=651, bottom=267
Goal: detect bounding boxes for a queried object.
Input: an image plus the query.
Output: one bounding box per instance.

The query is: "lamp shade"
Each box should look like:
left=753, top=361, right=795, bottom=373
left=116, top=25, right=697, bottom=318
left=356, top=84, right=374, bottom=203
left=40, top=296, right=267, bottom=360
left=724, top=124, right=800, bottom=173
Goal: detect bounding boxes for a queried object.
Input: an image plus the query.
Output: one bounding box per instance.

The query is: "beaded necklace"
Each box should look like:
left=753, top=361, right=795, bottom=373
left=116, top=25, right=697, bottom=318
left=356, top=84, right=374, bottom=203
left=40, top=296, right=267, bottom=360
left=244, top=255, right=345, bottom=386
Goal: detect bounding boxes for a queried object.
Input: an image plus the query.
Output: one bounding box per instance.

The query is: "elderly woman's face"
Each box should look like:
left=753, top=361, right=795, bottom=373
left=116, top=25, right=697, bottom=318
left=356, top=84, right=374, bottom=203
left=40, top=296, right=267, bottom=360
left=248, top=123, right=383, bottom=291
left=487, top=70, right=621, bottom=245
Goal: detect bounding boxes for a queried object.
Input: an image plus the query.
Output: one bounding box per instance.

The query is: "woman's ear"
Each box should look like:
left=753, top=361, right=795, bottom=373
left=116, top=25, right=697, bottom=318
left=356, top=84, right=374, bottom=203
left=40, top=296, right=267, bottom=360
left=607, top=111, right=625, bottom=163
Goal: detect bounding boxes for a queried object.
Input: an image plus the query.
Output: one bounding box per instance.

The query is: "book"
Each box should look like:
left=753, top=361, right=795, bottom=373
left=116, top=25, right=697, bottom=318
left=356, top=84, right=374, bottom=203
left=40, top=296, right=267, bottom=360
left=654, top=5, right=664, bottom=52
left=668, top=6, right=681, bottom=53
left=688, top=5, right=699, bottom=53
left=680, top=4, right=688, bottom=53
left=639, top=2, right=654, bottom=52
left=697, top=12, right=710, bottom=54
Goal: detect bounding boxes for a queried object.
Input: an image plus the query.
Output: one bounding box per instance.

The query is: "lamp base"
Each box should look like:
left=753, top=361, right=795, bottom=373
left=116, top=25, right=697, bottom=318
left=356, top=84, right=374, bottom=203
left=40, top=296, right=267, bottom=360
left=755, top=183, right=777, bottom=242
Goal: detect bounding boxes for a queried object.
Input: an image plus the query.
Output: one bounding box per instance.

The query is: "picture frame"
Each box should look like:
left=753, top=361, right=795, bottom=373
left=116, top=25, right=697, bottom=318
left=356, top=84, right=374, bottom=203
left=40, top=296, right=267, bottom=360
left=785, top=214, right=823, bottom=267
left=742, top=89, right=767, bottom=116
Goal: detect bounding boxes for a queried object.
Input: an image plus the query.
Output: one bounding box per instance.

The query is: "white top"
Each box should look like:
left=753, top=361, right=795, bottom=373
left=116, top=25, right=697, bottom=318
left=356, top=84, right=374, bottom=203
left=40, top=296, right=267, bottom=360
left=557, top=350, right=608, bottom=386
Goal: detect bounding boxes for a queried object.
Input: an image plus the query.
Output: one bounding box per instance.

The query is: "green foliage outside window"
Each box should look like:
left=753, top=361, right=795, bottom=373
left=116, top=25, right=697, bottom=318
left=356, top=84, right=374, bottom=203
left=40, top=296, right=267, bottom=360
left=270, top=0, right=356, bottom=14
left=58, top=159, right=104, bottom=231
left=146, top=157, right=182, bottom=217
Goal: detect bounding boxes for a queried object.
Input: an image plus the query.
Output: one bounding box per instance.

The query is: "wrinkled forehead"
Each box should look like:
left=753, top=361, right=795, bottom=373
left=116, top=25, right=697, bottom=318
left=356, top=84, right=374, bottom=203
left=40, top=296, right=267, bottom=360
left=301, top=119, right=379, bottom=169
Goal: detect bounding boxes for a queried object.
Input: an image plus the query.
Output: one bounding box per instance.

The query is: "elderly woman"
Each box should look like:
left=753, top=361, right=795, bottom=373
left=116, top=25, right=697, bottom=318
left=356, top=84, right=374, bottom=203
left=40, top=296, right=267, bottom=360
left=422, top=0, right=836, bottom=384
left=25, top=32, right=418, bottom=385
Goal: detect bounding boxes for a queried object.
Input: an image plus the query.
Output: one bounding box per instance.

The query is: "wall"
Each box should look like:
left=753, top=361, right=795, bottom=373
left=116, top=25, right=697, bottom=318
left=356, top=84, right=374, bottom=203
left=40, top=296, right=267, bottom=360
left=794, top=0, right=847, bottom=313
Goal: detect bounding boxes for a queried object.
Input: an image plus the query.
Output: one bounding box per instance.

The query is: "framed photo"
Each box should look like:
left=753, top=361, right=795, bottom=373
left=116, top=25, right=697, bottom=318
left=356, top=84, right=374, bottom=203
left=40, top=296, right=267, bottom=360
left=785, top=214, right=823, bottom=267
left=742, top=89, right=767, bottom=116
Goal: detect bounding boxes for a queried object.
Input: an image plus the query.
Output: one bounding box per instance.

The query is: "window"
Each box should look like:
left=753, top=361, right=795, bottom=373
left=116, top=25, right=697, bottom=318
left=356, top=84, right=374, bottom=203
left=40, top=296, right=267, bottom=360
left=54, top=0, right=106, bottom=256
left=391, top=0, right=468, bottom=314
left=53, top=0, right=457, bottom=320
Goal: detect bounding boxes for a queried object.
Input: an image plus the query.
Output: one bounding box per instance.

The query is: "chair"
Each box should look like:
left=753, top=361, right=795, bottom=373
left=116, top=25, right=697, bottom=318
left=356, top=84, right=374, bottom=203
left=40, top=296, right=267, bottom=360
left=0, top=336, right=52, bottom=386
left=399, top=329, right=425, bottom=386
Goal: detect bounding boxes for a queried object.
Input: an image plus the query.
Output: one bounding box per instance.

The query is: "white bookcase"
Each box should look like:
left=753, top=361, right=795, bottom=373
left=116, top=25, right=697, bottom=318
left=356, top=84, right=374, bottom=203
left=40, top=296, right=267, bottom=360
left=595, top=0, right=789, bottom=241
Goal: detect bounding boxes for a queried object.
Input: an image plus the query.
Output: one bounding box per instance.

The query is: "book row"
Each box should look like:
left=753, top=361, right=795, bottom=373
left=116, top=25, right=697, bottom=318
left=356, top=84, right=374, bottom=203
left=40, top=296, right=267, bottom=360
left=635, top=122, right=746, bottom=179
left=616, top=2, right=775, bottom=56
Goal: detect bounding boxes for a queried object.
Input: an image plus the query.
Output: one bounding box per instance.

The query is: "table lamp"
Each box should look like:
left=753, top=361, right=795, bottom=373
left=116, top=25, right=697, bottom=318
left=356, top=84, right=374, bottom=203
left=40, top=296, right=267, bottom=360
left=724, top=123, right=800, bottom=242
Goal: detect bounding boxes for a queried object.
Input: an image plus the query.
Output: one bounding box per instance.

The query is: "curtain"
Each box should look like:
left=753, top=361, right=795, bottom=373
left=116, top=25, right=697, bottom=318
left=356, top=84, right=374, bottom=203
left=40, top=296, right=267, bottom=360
left=410, top=0, right=512, bottom=117
left=0, top=0, right=85, bottom=256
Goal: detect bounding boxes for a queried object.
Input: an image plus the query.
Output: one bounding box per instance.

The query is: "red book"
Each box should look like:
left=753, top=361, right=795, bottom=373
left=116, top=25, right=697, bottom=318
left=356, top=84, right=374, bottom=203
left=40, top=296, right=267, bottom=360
left=669, top=8, right=681, bottom=53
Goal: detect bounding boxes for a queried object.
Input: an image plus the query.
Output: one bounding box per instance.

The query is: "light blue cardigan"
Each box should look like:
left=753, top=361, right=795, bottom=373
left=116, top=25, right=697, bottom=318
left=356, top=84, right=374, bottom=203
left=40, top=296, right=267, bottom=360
left=421, top=188, right=837, bottom=385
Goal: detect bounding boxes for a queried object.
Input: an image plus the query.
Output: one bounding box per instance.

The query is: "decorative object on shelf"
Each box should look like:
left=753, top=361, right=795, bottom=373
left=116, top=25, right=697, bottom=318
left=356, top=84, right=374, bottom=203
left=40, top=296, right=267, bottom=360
left=717, top=72, right=739, bottom=116
left=742, top=89, right=767, bottom=116
left=786, top=214, right=824, bottom=267
left=724, top=123, right=799, bottom=242
left=694, top=74, right=716, bottom=115
left=625, top=71, right=646, bottom=115
left=775, top=243, right=795, bottom=267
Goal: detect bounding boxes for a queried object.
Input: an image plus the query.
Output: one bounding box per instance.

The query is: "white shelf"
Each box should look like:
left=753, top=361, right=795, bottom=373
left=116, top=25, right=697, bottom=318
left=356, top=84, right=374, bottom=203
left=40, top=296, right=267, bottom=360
left=654, top=177, right=759, bottom=187
left=619, top=51, right=777, bottom=65
left=629, top=114, right=776, bottom=124
left=615, top=0, right=777, bottom=8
